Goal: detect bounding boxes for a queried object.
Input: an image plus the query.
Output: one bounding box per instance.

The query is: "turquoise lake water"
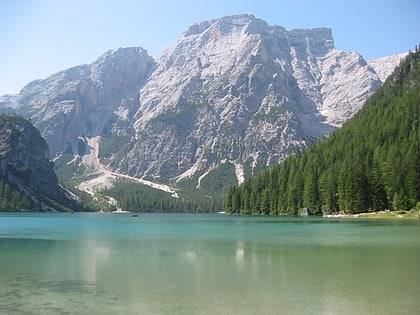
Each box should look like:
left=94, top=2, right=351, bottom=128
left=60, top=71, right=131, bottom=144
left=0, top=213, right=419, bottom=314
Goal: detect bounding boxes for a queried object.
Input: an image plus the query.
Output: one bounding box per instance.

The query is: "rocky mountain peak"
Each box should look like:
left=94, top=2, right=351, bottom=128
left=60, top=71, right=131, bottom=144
left=2, top=47, right=155, bottom=155
left=90, top=47, right=154, bottom=83
left=184, top=14, right=266, bottom=37
left=288, top=27, right=334, bottom=56
left=117, top=16, right=386, bottom=184
left=0, top=15, right=406, bottom=194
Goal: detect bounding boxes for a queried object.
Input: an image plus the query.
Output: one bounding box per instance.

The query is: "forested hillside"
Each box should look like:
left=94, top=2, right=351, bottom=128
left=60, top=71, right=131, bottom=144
left=0, top=114, right=87, bottom=211
left=226, top=48, right=420, bottom=215
left=103, top=180, right=222, bottom=213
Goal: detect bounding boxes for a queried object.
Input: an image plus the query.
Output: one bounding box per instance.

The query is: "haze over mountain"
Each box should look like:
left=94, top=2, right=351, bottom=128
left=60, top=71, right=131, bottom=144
left=0, top=15, right=406, bottom=196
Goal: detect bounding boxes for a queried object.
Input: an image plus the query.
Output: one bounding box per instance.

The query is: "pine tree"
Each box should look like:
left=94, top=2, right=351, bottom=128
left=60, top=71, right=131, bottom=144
left=225, top=48, right=420, bottom=215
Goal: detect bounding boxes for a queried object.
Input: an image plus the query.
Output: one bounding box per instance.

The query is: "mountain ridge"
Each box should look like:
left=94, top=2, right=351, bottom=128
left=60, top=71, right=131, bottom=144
left=225, top=48, right=420, bottom=214
left=0, top=15, right=407, bottom=199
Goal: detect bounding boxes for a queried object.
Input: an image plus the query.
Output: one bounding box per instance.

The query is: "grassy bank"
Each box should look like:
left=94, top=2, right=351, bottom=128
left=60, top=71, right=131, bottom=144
left=325, top=210, right=420, bottom=219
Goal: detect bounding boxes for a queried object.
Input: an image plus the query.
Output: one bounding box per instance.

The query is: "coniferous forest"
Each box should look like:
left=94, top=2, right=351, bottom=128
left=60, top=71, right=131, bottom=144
left=0, top=177, right=33, bottom=210
left=103, top=180, right=223, bottom=213
left=225, top=48, right=420, bottom=215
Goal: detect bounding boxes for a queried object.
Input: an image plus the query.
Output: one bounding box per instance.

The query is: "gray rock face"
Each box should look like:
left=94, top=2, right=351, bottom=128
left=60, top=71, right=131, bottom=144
left=0, top=115, right=60, bottom=200
left=109, top=15, right=384, bottom=183
left=1, top=47, right=155, bottom=155
left=367, top=52, right=407, bottom=82
left=0, top=15, right=404, bottom=188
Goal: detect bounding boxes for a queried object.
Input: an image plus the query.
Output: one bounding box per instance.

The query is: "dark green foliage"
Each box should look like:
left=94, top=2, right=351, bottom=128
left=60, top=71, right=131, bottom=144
left=226, top=48, right=420, bottom=214
left=104, top=179, right=223, bottom=213
left=54, top=153, right=86, bottom=179
left=98, top=134, right=132, bottom=159
left=0, top=176, right=33, bottom=211
left=0, top=173, right=87, bottom=212
left=199, top=162, right=238, bottom=193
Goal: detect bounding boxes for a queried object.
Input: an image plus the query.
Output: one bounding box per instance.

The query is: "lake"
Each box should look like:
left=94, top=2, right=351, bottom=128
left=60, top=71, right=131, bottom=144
left=0, top=213, right=419, bottom=314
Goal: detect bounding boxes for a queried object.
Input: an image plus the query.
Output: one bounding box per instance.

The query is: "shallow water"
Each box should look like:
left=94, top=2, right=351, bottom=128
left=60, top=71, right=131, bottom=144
left=0, top=213, right=419, bottom=314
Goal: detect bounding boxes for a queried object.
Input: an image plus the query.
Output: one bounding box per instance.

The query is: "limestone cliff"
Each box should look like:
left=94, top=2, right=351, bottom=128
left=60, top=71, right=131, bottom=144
left=0, top=15, right=405, bottom=192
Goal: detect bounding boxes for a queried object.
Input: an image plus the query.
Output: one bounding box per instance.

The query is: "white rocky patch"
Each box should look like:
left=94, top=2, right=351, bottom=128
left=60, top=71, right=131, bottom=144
left=77, top=136, right=179, bottom=198
left=234, top=162, right=245, bottom=185
left=0, top=15, right=405, bottom=188
left=368, top=52, right=407, bottom=82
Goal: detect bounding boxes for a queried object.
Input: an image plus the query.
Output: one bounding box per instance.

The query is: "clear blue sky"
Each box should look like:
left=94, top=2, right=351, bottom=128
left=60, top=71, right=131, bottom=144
left=1, top=0, right=419, bottom=95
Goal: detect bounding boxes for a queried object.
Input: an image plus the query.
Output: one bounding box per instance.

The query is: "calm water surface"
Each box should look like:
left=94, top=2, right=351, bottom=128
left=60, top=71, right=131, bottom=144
left=0, top=213, right=419, bottom=314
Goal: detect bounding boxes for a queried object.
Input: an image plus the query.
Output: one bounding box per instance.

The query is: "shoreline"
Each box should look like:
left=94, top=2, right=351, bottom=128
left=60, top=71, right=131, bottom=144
left=323, top=209, right=419, bottom=219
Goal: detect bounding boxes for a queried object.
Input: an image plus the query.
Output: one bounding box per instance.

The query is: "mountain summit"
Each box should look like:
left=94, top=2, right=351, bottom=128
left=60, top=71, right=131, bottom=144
left=109, top=14, right=393, bottom=184
left=0, top=15, right=405, bottom=194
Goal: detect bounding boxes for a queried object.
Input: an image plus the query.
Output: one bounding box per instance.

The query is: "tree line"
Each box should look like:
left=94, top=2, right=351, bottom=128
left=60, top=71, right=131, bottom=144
left=0, top=177, right=33, bottom=211
left=225, top=48, right=420, bottom=215
left=103, top=179, right=223, bottom=213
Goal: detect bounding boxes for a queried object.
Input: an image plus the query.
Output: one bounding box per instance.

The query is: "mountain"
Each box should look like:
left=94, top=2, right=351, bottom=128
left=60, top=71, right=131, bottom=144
left=0, top=47, right=155, bottom=156
left=0, top=114, right=82, bottom=211
left=368, top=52, right=408, bottom=82
left=226, top=49, right=420, bottom=215
left=0, top=15, right=406, bottom=199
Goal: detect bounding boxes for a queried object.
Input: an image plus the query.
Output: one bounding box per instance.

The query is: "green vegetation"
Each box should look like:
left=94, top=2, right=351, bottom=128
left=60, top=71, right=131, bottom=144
left=54, top=153, right=94, bottom=180
left=226, top=48, right=420, bottom=215
left=0, top=173, right=89, bottom=212
left=355, top=209, right=419, bottom=219
left=98, top=118, right=135, bottom=159
left=103, top=179, right=222, bottom=213
left=199, top=162, right=238, bottom=193
left=98, top=134, right=132, bottom=159
left=0, top=176, right=33, bottom=211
